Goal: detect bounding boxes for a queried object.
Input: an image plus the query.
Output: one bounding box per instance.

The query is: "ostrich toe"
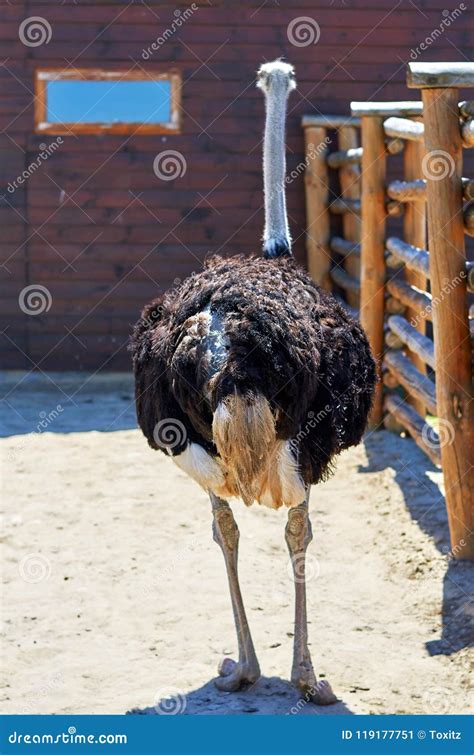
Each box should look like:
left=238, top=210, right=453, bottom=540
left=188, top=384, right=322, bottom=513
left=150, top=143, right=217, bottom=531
left=293, top=675, right=338, bottom=706
left=215, top=657, right=260, bottom=691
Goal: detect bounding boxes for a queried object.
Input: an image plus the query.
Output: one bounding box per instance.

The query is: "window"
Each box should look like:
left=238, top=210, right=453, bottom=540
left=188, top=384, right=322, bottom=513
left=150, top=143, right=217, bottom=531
left=34, top=69, right=181, bottom=135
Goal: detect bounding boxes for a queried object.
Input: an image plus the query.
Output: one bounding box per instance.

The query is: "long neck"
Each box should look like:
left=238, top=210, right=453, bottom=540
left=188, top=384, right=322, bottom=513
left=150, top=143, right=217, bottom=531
left=262, top=87, right=291, bottom=258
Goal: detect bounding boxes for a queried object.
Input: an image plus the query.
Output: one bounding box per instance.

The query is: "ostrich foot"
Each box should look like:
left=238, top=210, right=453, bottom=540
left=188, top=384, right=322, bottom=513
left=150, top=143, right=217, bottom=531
left=215, top=657, right=261, bottom=692
left=292, top=665, right=338, bottom=706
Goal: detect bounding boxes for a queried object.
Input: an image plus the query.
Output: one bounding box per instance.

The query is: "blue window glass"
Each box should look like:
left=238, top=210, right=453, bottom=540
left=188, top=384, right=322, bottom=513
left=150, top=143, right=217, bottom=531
left=46, top=79, right=172, bottom=125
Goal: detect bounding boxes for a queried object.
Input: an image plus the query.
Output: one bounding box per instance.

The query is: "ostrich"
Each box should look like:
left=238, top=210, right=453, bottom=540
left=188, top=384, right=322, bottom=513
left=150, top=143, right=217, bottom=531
left=131, top=60, right=376, bottom=705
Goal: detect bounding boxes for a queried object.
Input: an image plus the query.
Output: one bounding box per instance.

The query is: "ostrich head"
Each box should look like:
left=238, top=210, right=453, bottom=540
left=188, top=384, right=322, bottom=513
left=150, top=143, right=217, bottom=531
left=257, top=60, right=296, bottom=258
left=257, top=60, right=296, bottom=97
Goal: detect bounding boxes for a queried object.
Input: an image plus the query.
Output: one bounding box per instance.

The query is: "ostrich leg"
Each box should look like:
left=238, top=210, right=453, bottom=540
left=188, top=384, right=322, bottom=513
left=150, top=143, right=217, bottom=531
left=210, top=493, right=261, bottom=690
left=285, top=493, right=338, bottom=705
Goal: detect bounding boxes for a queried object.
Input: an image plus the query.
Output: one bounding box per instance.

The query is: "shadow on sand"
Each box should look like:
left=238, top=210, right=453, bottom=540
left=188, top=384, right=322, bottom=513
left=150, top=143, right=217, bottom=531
left=128, top=676, right=354, bottom=715
left=0, top=372, right=137, bottom=437
left=362, top=430, right=473, bottom=657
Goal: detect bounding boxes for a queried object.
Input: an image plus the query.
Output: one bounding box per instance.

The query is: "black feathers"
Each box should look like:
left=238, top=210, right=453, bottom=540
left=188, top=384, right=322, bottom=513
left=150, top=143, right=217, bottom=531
left=130, top=254, right=376, bottom=488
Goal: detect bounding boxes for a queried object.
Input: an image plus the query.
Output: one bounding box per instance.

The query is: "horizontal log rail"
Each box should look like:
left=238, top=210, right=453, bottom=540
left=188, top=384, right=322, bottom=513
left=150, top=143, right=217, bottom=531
left=330, top=266, right=361, bottom=294
left=350, top=101, right=423, bottom=117
left=464, top=202, right=474, bottom=236
left=384, top=395, right=441, bottom=467
left=385, top=237, right=430, bottom=277
left=407, top=62, right=474, bottom=89
left=461, top=119, right=474, bottom=147
left=386, top=137, right=405, bottom=155
left=330, top=237, right=361, bottom=257
left=387, top=315, right=435, bottom=369
left=459, top=101, right=474, bottom=118
left=387, top=177, right=474, bottom=202
left=386, top=296, right=406, bottom=315
left=467, top=261, right=474, bottom=293
left=386, top=179, right=426, bottom=202
left=384, top=349, right=437, bottom=415
left=383, top=116, right=424, bottom=142
left=327, top=147, right=363, bottom=169
left=329, top=198, right=361, bottom=215
left=386, top=278, right=432, bottom=321
left=463, top=178, right=474, bottom=201
left=302, top=114, right=360, bottom=129
left=386, top=200, right=404, bottom=217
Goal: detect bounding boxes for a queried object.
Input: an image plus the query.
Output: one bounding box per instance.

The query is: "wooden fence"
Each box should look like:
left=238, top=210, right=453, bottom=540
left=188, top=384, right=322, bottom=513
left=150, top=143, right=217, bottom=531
left=302, top=62, right=474, bottom=561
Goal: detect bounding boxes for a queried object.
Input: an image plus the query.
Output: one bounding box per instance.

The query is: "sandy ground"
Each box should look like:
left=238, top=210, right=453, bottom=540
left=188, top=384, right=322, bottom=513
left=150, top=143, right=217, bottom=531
left=1, top=372, right=472, bottom=716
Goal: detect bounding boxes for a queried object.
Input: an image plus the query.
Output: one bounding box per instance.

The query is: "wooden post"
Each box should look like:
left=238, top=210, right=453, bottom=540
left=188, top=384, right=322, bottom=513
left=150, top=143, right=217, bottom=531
left=359, top=116, right=387, bottom=428
left=338, top=126, right=361, bottom=309
left=421, top=87, right=474, bottom=560
left=303, top=126, right=331, bottom=290
left=403, top=129, right=427, bottom=417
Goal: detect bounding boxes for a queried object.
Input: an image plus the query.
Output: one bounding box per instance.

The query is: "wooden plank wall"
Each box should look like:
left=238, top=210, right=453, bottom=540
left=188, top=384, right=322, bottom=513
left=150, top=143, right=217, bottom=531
left=1, top=0, right=472, bottom=370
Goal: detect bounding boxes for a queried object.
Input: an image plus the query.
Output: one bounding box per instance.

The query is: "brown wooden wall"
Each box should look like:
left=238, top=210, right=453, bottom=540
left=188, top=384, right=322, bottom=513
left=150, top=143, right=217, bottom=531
left=1, top=0, right=472, bottom=370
